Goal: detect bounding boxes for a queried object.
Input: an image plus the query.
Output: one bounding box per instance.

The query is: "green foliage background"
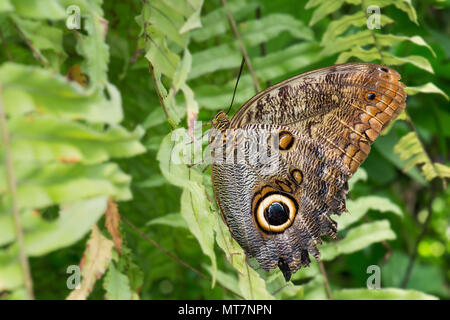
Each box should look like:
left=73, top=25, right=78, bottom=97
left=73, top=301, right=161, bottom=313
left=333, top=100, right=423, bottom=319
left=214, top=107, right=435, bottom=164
left=0, top=0, right=448, bottom=300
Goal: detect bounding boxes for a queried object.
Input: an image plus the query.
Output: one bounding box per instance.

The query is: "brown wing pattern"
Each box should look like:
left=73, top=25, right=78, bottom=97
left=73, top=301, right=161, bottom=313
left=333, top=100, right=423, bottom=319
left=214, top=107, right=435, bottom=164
left=232, top=62, right=406, bottom=174
left=211, top=63, right=407, bottom=280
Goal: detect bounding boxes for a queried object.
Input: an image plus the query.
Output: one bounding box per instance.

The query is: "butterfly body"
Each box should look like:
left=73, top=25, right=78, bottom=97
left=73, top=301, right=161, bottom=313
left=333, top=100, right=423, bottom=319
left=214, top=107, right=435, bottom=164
left=210, top=63, right=406, bottom=281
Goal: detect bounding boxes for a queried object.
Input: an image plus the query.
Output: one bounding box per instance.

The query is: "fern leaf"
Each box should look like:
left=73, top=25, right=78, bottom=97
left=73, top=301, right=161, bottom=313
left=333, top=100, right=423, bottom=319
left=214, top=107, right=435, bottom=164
left=377, top=34, right=436, bottom=57
left=240, top=13, right=314, bottom=46
left=320, top=220, right=396, bottom=261
left=190, top=14, right=314, bottom=80
left=214, top=215, right=274, bottom=299
left=334, top=288, right=437, bottom=300
left=336, top=47, right=434, bottom=74
left=321, top=11, right=394, bottom=45
left=157, top=131, right=217, bottom=285
left=394, top=132, right=450, bottom=180
left=405, top=83, right=449, bottom=100
left=308, top=0, right=417, bottom=26
left=371, top=0, right=418, bottom=24
left=138, top=0, right=203, bottom=127
left=191, top=0, right=259, bottom=42
left=336, top=46, right=381, bottom=63
left=308, top=0, right=346, bottom=26
left=321, top=30, right=373, bottom=56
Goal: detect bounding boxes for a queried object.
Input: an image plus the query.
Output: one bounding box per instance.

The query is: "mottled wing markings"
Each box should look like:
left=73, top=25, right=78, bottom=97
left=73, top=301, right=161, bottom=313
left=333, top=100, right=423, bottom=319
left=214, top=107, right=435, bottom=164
left=211, top=62, right=407, bottom=279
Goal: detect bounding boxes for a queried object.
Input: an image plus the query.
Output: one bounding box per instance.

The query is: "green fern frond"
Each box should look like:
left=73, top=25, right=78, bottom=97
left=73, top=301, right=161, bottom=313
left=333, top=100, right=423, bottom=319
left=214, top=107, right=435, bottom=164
left=394, top=132, right=450, bottom=181
left=321, top=11, right=394, bottom=45
left=137, top=0, right=203, bottom=127
left=405, top=83, right=449, bottom=100
left=146, top=0, right=321, bottom=118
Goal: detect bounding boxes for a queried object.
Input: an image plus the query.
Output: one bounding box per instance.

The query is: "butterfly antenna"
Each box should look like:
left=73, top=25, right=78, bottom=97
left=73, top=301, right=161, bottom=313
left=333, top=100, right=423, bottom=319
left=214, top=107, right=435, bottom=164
left=225, top=57, right=246, bottom=115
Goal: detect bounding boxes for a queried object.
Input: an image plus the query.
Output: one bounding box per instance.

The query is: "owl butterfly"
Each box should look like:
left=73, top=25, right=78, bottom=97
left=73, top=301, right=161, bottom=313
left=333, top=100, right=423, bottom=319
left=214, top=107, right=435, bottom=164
left=209, top=62, right=406, bottom=281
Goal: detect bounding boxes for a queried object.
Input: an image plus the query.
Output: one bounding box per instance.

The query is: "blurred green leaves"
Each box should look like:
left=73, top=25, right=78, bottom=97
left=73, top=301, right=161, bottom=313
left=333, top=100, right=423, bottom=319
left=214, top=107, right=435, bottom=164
left=320, top=220, right=396, bottom=261
left=333, top=288, right=437, bottom=300
left=104, top=261, right=133, bottom=300
left=0, top=64, right=143, bottom=296
left=405, top=83, right=449, bottom=100
left=0, top=63, right=123, bottom=123
left=382, top=251, right=448, bottom=297
left=5, top=116, right=144, bottom=164
left=0, top=0, right=448, bottom=301
left=214, top=216, right=275, bottom=299
left=137, top=0, right=204, bottom=128
left=0, top=0, right=145, bottom=298
left=146, top=0, right=322, bottom=116
left=335, top=195, right=402, bottom=230
left=394, top=132, right=450, bottom=180
left=157, top=130, right=217, bottom=286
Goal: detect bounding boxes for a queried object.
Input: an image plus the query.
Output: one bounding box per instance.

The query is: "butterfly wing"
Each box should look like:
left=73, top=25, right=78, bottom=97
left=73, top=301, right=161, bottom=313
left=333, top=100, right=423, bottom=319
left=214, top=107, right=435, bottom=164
left=211, top=63, right=406, bottom=280
left=210, top=124, right=316, bottom=278
left=231, top=63, right=406, bottom=172
left=211, top=123, right=350, bottom=280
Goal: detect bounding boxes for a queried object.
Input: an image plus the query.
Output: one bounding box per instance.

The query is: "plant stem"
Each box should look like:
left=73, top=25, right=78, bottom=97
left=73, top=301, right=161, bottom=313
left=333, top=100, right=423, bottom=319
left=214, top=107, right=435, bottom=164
left=0, top=29, right=12, bottom=61
left=13, top=21, right=48, bottom=67
left=319, top=261, right=334, bottom=299
left=221, top=0, right=261, bottom=92
left=400, top=186, right=435, bottom=288
left=148, top=61, right=175, bottom=129
left=0, top=85, right=34, bottom=299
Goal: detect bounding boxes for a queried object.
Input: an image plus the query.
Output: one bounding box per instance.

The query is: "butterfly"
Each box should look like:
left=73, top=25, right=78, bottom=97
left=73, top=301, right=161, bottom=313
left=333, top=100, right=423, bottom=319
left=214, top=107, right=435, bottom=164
left=209, top=62, right=406, bottom=281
